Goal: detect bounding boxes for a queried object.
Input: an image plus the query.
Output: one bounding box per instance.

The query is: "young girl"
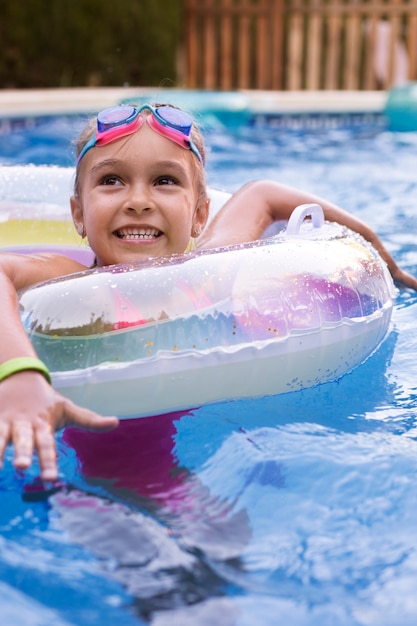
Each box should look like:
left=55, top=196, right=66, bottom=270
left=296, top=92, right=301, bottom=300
left=0, top=103, right=415, bottom=481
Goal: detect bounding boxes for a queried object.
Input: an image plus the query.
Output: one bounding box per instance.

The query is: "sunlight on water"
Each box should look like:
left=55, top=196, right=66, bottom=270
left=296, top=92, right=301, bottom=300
left=1, top=114, right=417, bottom=625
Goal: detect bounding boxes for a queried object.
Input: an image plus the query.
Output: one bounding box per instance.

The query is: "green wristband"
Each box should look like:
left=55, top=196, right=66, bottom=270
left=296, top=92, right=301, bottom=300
left=0, top=357, right=51, bottom=384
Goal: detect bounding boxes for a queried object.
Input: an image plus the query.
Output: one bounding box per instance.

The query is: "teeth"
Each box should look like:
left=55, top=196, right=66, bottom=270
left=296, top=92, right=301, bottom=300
left=117, top=228, right=160, bottom=239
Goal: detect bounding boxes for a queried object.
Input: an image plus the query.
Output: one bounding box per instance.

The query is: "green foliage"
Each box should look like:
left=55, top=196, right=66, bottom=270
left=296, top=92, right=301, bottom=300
left=0, top=0, right=182, bottom=88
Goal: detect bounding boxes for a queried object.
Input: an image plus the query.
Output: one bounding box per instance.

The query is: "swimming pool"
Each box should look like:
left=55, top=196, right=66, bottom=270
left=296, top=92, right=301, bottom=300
left=1, top=106, right=417, bottom=626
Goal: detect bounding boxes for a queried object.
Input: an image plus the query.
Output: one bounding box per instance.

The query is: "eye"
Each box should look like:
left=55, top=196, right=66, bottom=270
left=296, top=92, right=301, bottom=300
left=99, top=174, right=122, bottom=186
left=155, top=175, right=178, bottom=186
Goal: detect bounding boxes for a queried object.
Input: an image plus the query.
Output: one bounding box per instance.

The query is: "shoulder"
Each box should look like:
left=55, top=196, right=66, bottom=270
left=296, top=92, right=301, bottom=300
left=0, top=252, right=88, bottom=291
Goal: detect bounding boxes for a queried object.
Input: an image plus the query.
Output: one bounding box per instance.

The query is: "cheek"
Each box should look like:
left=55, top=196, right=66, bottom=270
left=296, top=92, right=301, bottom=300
left=169, top=207, right=195, bottom=251
left=83, top=192, right=112, bottom=223
left=180, top=206, right=197, bottom=236
left=167, top=190, right=195, bottom=222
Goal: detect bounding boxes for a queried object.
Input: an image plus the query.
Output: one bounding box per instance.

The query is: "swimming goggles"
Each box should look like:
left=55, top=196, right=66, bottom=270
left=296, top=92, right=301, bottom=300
left=77, top=104, right=203, bottom=164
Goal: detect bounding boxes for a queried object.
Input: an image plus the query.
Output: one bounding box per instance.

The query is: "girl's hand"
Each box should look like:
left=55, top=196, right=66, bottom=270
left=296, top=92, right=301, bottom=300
left=0, top=371, right=119, bottom=481
left=373, top=245, right=417, bottom=291
left=390, top=266, right=417, bottom=291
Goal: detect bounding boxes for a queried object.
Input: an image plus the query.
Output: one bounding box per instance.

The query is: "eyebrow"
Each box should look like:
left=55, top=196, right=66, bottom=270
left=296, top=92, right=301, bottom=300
left=88, top=159, right=121, bottom=176
left=88, top=158, right=190, bottom=178
left=152, top=160, right=190, bottom=177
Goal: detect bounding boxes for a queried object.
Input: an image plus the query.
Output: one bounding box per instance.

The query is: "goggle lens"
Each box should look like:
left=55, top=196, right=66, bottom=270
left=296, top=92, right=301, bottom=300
left=97, top=105, right=137, bottom=132
left=155, top=107, right=193, bottom=135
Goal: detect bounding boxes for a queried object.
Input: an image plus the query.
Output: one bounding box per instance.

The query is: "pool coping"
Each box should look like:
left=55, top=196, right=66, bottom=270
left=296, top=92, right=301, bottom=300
left=0, top=87, right=387, bottom=118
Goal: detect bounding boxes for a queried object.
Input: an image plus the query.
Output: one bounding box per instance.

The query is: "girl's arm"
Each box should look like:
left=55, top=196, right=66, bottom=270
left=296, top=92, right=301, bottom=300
left=199, top=180, right=417, bottom=290
left=0, top=253, right=118, bottom=480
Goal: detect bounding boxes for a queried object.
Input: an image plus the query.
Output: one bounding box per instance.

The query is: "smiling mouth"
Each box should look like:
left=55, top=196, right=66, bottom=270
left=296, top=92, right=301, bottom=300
left=115, top=227, right=162, bottom=240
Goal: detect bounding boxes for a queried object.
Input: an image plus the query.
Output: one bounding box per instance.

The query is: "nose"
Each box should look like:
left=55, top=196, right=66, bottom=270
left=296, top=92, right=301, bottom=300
left=123, top=181, right=155, bottom=214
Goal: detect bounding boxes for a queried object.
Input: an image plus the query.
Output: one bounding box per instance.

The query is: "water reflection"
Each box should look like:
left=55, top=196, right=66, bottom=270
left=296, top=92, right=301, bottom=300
left=60, top=412, right=251, bottom=622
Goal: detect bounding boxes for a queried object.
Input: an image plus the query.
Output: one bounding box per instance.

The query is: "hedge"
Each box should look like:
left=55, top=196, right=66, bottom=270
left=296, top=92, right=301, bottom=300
left=0, top=0, right=182, bottom=88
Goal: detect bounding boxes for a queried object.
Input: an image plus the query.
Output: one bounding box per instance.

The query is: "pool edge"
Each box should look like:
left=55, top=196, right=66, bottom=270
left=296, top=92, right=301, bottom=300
left=0, top=87, right=387, bottom=118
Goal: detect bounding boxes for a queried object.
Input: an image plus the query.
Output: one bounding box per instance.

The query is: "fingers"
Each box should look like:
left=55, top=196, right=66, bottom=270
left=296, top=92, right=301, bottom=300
left=32, top=398, right=118, bottom=479
left=0, top=367, right=115, bottom=481
left=34, top=421, right=58, bottom=481
left=0, top=390, right=119, bottom=480
left=0, top=421, right=10, bottom=472
left=33, top=400, right=118, bottom=480
left=11, top=419, right=58, bottom=481
left=0, top=418, right=57, bottom=481
left=62, top=398, right=119, bottom=431
left=12, top=421, right=35, bottom=471
left=400, top=273, right=417, bottom=291
left=392, top=268, right=417, bottom=291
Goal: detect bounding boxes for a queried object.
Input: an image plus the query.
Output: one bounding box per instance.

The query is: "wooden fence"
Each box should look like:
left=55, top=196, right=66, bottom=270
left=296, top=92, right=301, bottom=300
left=183, top=0, right=417, bottom=90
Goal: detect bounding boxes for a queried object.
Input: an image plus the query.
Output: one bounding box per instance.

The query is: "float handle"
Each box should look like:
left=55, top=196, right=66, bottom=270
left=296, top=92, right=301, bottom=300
left=285, top=203, right=325, bottom=237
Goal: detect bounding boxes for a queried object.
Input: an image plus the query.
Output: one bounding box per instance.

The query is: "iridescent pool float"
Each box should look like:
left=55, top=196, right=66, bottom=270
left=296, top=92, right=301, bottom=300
left=1, top=165, right=395, bottom=418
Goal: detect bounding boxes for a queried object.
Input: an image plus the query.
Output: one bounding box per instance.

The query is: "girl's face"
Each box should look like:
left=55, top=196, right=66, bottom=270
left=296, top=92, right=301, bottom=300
left=71, top=123, right=208, bottom=267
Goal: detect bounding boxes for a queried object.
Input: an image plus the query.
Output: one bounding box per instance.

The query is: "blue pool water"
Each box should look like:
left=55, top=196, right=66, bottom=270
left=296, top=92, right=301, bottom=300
left=1, top=110, right=417, bottom=626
